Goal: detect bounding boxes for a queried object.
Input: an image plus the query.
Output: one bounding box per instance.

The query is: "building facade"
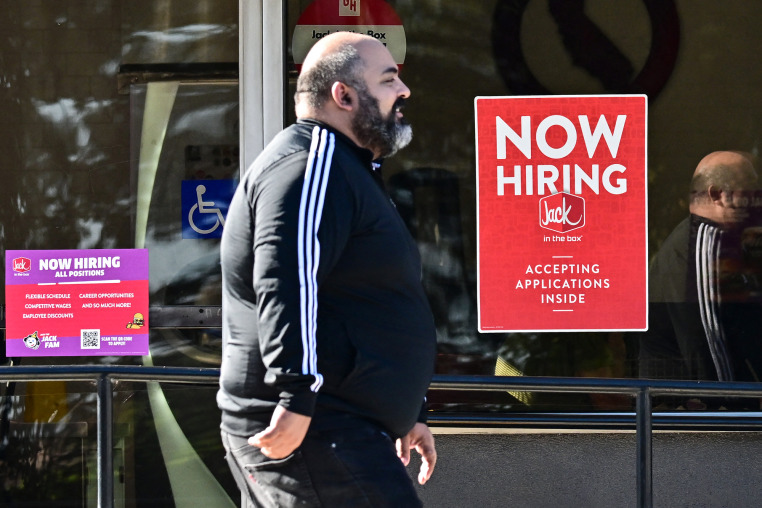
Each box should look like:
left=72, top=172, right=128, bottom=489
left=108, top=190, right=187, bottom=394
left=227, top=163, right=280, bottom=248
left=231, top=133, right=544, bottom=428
left=2, top=1, right=762, bottom=506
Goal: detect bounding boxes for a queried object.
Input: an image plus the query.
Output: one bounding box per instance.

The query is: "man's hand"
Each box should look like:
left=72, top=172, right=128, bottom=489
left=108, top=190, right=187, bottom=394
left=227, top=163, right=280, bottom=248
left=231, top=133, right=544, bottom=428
left=395, top=422, right=437, bottom=485
left=248, top=405, right=312, bottom=459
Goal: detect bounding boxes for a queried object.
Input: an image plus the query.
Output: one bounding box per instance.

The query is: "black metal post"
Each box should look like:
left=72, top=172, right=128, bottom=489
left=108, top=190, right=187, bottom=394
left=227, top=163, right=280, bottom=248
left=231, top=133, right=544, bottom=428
left=636, top=387, right=653, bottom=508
left=97, top=374, right=114, bottom=508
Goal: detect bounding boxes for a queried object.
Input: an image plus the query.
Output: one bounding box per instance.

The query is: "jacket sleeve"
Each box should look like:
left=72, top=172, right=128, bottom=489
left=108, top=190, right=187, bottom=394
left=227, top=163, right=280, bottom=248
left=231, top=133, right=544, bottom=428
left=252, top=142, right=353, bottom=417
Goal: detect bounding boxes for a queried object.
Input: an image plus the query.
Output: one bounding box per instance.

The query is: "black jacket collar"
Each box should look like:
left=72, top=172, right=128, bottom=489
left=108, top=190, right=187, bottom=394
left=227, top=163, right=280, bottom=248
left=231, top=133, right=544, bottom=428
left=296, top=118, right=376, bottom=168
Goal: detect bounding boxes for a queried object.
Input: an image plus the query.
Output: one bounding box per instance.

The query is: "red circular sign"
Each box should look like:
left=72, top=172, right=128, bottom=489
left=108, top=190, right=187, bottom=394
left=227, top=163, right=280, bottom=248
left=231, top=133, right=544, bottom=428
left=292, top=0, right=406, bottom=69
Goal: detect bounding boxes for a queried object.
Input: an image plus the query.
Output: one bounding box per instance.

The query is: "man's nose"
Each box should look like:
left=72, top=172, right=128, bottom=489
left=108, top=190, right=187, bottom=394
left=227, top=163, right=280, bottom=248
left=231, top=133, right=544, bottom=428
left=398, top=79, right=411, bottom=99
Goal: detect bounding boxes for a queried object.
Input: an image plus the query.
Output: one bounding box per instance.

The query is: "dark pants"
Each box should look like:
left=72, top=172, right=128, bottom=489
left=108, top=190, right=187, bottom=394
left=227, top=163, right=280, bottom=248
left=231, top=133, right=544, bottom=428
left=221, top=415, right=423, bottom=508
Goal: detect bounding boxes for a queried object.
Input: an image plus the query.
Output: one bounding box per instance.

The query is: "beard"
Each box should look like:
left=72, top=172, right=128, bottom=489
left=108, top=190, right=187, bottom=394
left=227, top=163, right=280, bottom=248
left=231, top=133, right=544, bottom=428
left=351, top=87, right=413, bottom=158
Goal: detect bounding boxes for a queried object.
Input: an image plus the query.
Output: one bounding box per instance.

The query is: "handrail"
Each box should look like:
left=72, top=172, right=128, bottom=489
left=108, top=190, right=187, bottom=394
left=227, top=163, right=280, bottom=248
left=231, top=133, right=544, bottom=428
left=428, top=374, right=762, bottom=508
left=0, top=365, right=220, bottom=508
left=0, top=364, right=221, bottom=383
left=4, top=366, right=762, bottom=508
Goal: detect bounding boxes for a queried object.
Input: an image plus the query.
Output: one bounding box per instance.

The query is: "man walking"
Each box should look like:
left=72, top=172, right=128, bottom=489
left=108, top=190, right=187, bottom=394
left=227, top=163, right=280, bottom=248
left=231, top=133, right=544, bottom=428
left=217, top=32, right=438, bottom=507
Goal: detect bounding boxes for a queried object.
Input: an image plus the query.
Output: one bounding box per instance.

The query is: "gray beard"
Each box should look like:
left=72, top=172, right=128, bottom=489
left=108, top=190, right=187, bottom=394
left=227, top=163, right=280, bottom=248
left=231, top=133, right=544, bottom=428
left=352, top=89, right=412, bottom=158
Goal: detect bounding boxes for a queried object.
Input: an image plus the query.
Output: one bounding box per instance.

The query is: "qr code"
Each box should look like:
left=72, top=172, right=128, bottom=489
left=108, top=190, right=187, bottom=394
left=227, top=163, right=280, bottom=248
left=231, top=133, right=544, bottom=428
left=81, top=329, right=100, bottom=349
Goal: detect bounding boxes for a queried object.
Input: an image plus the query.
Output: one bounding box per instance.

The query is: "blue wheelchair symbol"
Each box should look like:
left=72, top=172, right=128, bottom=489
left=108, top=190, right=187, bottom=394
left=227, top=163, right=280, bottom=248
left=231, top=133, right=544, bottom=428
left=181, top=180, right=237, bottom=239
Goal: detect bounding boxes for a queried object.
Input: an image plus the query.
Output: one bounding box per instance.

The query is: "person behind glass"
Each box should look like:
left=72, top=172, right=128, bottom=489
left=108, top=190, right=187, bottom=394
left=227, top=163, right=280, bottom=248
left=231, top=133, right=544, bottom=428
left=217, top=32, right=438, bottom=507
left=640, top=151, right=762, bottom=400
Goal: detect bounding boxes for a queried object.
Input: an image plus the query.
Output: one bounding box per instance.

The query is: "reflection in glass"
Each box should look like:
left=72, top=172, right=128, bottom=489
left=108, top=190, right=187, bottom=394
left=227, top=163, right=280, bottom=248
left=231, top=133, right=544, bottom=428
left=1, top=381, right=96, bottom=506
left=1, top=1, right=239, bottom=505
left=129, top=82, right=238, bottom=367
left=0, top=380, right=237, bottom=506
left=640, top=151, right=762, bottom=409
left=282, top=0, right=762, bottom=413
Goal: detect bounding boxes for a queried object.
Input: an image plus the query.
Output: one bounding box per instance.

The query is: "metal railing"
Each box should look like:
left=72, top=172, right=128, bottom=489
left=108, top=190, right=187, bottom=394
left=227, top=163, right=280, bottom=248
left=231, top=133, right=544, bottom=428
left=4, top=366, right=762, bottom=508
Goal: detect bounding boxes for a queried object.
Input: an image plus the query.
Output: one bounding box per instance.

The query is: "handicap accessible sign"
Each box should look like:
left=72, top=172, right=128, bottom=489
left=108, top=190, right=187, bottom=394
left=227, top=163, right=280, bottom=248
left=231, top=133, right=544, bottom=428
left=181, top=179, right=237, bottom=239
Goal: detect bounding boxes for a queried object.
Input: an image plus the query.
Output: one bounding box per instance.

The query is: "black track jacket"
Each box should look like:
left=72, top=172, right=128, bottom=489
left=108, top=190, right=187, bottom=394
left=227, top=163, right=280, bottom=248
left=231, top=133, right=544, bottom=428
left=642, top=214, right=762, bottom=383
left=217, top=119, right=437, bottom=438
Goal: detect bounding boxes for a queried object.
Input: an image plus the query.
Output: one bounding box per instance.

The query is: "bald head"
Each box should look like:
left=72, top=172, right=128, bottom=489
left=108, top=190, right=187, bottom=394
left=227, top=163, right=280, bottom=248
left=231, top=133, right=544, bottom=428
left=690, top=150, right=759, bottom=226
left=295, top=32, right=387, bottom=116
left=691, top=151, right=758, bottom=194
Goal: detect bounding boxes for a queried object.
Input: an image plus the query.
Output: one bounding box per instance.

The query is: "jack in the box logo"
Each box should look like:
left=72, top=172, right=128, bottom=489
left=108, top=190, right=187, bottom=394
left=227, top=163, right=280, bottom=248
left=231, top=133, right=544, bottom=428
left=12, top=257, right=31, bottom=273
left=539, top=192, right=585, bottom=233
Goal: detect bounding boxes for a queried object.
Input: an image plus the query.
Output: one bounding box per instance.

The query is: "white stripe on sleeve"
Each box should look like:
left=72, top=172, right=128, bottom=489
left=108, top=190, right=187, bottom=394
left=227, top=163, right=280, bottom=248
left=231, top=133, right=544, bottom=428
left=297, top=126, right=334, bottom=392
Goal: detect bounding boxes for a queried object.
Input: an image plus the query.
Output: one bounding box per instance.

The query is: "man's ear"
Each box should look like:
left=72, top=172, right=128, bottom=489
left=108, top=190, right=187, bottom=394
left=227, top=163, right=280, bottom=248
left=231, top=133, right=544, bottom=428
left=707, top=185, right=723, bottom=204
left=331, top=82, right=355, bottom=111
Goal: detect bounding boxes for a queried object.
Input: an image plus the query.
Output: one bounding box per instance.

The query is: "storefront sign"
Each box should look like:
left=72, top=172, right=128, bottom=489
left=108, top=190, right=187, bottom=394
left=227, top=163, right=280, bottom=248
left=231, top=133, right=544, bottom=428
left=5, top=249, right=149, bottom=356
left=475, top=95, right=648, bottom=332
left=292, top=0, right=406, bottom=69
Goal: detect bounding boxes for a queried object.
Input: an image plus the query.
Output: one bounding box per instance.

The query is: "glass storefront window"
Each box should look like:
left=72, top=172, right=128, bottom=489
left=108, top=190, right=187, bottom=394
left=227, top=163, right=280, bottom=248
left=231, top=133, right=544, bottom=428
left=1, top=2, right=239, bottom=505
left=0, top=381, right=234, bottom=506
left=2, top=0, right=762, bottom=504
left=284, top=1, right=762, bottom=412
left=130, top=81, right=238, bottom=368
left=5, top=0, right=762, bottom=503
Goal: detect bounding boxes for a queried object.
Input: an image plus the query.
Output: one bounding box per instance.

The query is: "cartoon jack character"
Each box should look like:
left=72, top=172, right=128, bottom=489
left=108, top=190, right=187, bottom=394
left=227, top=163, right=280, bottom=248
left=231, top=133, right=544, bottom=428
left=126, top=312, right=144, bottom=329
left=23, top=331, right=40, bottom=350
